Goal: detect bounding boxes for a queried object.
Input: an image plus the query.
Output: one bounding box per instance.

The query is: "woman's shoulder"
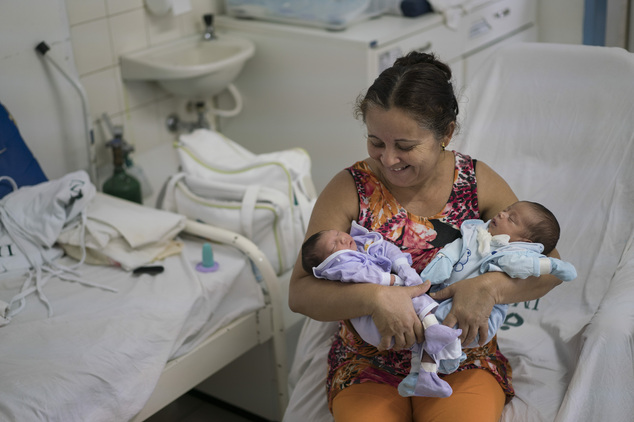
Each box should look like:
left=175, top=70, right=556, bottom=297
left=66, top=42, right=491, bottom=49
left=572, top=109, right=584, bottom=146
left=471, top=159, right=518, bottom=221
left=325, top=167, right=358, bottom=191
left=309, top=169, right=359, bottom=231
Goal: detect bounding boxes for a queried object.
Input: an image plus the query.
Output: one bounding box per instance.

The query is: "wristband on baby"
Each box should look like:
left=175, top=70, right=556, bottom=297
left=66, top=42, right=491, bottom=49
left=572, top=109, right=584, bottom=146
left=422, top=314, right=439, bottom=330
left=538, top=257, right=552, bottom=275
left=392, top=274, right=405, bottom=286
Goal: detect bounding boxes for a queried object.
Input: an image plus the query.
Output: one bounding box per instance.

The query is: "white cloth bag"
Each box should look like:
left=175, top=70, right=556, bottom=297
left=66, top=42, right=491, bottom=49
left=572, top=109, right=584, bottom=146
left=159, top=129, right=317, bottom=275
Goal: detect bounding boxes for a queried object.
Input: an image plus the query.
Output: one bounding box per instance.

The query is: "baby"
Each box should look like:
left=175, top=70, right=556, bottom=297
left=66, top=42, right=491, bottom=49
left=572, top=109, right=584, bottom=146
left=302, top=201, right=576, bottom=398
left=420, top=200, right=577, bottom=373
left=302, top=220, right=463, bottom=398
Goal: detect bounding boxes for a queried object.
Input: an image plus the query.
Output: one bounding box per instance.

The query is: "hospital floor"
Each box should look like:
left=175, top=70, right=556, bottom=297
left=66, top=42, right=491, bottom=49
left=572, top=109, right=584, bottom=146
left=146, top=390, right=270, bottom=422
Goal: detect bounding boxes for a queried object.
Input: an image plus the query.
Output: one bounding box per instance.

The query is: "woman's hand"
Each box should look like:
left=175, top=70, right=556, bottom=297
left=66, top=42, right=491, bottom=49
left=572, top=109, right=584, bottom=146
left=371, top=281, right=431, bottom=351
left=430, top=274, right=497, bottom=346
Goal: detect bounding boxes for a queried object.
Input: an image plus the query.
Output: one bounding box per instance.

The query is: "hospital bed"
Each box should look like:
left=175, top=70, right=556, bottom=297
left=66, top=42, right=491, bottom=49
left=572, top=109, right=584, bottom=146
left=0, top=214, right=288, bottom=422
left=0, top=113, right=292, bottom=421
left=283, top=42, right=634, bottom=422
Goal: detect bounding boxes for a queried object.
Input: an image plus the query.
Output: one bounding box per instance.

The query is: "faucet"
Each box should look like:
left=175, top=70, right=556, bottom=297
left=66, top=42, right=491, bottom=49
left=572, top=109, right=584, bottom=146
left=166, top=101, right=211, bottom=133
left=202, top=13, right=216, bottom=41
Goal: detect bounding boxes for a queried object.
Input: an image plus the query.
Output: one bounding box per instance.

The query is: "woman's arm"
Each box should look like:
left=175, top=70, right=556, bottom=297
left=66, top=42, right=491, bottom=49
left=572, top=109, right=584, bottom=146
left=430, top=271, right=562, bottom=345
left=430, top=161, right=563, bottom=345
left=288, top=169, right=430, bottom=350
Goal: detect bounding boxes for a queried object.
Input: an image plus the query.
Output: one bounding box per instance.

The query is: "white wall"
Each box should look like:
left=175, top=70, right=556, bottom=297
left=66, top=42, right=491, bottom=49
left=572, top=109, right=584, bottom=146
left=538, top=0, right=584, bottom=44
left=0, top=0, right=584, bottom=198
left=0, top=0, right=85, bottom=179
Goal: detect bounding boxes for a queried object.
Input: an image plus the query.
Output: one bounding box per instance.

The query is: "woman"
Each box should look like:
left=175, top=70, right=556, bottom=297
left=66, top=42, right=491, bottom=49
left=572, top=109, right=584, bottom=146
left=288, top=51, right=563, bottom=421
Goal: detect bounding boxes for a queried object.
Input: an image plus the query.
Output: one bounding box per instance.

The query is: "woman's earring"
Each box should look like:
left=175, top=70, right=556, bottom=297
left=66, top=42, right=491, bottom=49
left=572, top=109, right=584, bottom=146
left=441, top=142, right=446, bottom=151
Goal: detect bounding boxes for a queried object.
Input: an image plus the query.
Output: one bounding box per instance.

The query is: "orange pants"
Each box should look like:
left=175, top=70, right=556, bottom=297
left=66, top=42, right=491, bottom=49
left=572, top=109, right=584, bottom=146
left=332, top=369, right=506, bottom=422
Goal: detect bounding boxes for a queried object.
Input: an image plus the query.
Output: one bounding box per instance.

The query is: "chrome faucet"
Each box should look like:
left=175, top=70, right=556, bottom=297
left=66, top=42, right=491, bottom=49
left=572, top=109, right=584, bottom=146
left=202, top=13, right=216, bottom=40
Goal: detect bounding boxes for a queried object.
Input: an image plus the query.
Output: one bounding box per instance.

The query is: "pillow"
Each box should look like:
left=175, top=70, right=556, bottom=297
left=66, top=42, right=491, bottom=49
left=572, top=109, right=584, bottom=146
left=0, top=102, right=47, bottom=199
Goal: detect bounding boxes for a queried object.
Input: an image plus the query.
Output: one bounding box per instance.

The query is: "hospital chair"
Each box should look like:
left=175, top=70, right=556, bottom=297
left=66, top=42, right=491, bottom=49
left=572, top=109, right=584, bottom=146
left=283, top=42, right=634, bottom=422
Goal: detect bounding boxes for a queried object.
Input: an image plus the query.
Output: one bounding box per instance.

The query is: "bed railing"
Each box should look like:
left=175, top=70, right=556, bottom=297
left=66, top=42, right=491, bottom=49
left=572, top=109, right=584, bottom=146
left=184, top=220, right=290, bottom=411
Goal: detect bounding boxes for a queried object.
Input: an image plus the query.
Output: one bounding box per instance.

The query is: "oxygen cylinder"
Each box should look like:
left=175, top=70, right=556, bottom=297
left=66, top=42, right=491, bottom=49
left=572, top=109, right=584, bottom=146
left=102, top=137, right=142, bottom=204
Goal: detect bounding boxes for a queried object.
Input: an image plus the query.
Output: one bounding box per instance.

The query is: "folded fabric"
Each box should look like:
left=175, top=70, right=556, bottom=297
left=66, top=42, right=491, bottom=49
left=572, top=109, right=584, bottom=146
left=58, top=192, right=186, bottom=271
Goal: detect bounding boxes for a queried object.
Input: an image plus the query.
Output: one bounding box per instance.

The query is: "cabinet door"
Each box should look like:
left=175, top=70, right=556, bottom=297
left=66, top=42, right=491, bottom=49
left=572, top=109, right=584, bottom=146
left=368, top=22, right=465, bottom=81
left=464, top=24, right=537, bottom=86
left=464, top=0, right=537, bottom=53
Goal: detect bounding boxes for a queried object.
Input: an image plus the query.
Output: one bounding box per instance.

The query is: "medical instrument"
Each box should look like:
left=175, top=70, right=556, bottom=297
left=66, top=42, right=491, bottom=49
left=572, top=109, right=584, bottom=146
left=100, top=113, right=153, bottom=199
left=101, top=115, right=142, bottom=204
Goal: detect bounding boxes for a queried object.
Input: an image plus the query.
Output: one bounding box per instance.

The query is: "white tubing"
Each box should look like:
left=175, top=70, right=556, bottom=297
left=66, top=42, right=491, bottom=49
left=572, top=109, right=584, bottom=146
left=39, top=49, right=98, bottom=185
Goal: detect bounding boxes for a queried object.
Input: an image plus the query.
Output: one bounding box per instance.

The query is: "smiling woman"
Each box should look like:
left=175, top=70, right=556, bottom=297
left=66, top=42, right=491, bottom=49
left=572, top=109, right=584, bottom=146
left=287, top=50, right=565, bottom=422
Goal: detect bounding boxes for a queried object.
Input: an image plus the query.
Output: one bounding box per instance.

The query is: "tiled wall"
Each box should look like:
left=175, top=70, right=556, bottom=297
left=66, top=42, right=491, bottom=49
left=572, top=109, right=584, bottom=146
left=65, top=0, right=223, bottom=173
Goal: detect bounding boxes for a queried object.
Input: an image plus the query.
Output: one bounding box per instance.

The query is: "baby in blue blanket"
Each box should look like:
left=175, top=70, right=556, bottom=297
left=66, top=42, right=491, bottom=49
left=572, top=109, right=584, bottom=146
left=301, top=201, right=576, bottom=398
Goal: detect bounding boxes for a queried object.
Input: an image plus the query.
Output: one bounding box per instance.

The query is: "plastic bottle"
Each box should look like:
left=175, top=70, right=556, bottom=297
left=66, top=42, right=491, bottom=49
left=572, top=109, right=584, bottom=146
left=102, top=138, right=142, bottom=204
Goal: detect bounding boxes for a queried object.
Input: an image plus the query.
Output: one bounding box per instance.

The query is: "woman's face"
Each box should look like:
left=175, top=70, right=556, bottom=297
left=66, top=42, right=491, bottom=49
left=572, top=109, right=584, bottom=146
left=365, top=106, right=447, bottom=189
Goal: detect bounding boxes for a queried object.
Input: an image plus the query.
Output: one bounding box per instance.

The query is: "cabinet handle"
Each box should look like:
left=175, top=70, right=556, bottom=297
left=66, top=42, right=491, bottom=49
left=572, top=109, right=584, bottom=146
left=415, top=42, right=432, bottom=53
left=494, top=8, right=511, bottom=18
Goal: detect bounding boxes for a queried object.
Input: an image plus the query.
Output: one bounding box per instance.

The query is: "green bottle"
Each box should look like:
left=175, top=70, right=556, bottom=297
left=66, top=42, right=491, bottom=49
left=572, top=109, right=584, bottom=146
left=102, top=138, right=142, bottom=204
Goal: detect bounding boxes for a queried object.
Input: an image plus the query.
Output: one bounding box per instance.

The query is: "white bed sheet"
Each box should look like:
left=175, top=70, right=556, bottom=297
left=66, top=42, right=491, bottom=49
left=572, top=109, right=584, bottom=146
left=0, top=235, right=263, bottom=422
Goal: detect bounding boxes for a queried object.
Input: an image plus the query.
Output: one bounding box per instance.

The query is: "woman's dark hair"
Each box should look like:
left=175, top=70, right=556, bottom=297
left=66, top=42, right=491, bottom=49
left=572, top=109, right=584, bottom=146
left=521, top=201, right=561, bottom=255
left=301, top=231, right=327, bottom=273
left=354, top=51, right=459, bottom=141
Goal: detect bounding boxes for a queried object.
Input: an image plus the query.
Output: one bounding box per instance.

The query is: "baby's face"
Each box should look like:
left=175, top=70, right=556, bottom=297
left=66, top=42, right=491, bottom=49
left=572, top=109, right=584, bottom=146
left=318, top=230, right=357, bottom=260
left=489, top=202, right=535, bottom=243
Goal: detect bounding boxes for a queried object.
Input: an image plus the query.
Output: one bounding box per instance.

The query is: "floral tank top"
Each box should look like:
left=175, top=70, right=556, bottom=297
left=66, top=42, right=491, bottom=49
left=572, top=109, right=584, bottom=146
left=326, top=152, right=514, bottom=410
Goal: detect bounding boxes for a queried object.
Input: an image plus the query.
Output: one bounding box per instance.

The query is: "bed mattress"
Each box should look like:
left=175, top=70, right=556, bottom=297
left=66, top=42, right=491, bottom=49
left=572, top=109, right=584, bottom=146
left=0, top=234, right=263, bottom=421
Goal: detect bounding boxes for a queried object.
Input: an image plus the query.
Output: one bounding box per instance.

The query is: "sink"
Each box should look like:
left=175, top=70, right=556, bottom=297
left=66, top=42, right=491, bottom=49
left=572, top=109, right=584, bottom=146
left=120, top=34, right=255, bottom=98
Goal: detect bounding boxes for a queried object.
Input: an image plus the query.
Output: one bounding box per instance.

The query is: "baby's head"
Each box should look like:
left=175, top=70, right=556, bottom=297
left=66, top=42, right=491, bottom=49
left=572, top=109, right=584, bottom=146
left=489, top=201, right=560, bottom=255
left=301, top=229, right=357, bottom=273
